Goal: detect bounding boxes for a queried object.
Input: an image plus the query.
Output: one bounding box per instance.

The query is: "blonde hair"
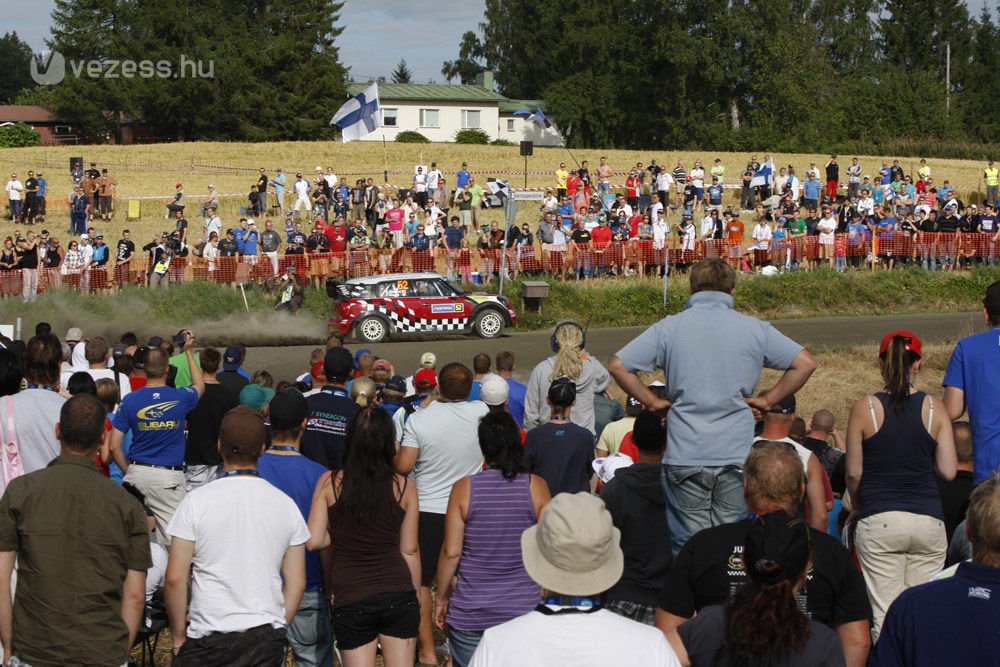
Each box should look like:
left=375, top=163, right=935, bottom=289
left=968, top=472, right=1000, bottom=568
left=351, top=376, right=377, bottom=407
left=550, top=322, right=584, bottom=381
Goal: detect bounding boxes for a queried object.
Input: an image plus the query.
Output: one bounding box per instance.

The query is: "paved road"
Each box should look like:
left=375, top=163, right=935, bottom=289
left=245, top=311, right=984, bottom=383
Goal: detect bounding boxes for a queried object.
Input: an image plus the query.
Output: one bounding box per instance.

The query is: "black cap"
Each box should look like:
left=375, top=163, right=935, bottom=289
left=625, top=395, right=643, bottom=416
left=147, top=335, right=164, bottom=347
left=631, top=410, right=666, bottom=453
left=268, top=388, right=309, bottom=430
left=768, top=395, right=796, bottom=415
left=744, top=511, right=811, bottom=585
left=547, top=376, right=577, bottom=407
left=384, top=375, right=406, bottom=393
left=323, top=347, right=354, bottom=383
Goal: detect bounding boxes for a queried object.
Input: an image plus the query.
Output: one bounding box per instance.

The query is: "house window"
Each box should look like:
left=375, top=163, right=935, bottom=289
left=419, top=109, right=439, bottom=128
left=383, top=108, right=398, bottom=127
left=461, top=109, right=481, bottom=129
left=506, top=118, right=515, bottom=132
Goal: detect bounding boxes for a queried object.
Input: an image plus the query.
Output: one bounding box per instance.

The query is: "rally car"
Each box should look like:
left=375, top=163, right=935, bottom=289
left=327, top=272, right=517, bottom=343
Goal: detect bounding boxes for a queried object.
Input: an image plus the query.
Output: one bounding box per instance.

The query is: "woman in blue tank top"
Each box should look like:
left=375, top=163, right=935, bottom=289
left=845, top=329, right=957, bottom=640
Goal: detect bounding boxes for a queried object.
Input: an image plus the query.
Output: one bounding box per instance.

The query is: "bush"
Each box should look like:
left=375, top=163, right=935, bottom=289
left=0, top=122, right=42, bottom=148
left=490, top=138, right=514, bottom=146
left=395, top=130, right=429, bottom=144
left=454, top=128, right=490, bottom=144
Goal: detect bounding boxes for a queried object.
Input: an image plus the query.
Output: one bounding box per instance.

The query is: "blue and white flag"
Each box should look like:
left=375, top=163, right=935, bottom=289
left=749, top=157, right=774, bottom=189
left=331, top=83, right=381, bottom=142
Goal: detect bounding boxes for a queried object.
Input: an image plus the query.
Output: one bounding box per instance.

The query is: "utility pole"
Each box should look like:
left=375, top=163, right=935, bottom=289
left=946, top=42, right=951, bottom=116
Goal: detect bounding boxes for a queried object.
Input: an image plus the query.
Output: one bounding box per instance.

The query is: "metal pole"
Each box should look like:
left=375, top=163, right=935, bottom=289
left=946, top=42, right=951, bottom=116
left=524, top=154, right=528, bottom=189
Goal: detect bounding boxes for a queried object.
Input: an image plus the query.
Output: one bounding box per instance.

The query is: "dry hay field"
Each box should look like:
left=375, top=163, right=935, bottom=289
left=0, top=141, right=993, bottom=243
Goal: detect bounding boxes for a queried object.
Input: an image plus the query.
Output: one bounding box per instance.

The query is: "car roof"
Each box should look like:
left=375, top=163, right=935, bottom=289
left=345, top=272, right=444, bottom=285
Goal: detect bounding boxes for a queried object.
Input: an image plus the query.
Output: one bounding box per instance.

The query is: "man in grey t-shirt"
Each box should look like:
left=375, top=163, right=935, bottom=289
left=609, top=258, right=816, bottom=556
left=259, top=219, right=282, bottom=277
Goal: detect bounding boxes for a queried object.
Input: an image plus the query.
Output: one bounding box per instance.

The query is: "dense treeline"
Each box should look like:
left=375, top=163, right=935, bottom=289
left=9, top=0, right=347, bottom=143
left=446, top=0, right=1000, bottom=153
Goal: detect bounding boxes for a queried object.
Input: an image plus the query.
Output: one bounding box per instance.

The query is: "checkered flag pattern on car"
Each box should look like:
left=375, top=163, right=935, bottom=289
left=361, top=299, right=472, bottom=333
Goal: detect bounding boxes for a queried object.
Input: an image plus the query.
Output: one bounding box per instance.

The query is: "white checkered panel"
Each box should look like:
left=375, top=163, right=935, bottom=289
left=359, top=299, right=472, bottom=334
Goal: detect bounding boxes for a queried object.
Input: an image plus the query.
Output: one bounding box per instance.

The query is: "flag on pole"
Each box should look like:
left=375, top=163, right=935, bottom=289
left=749, top=157, right=774, bottom=189
left=330, top=83, right=382, bottom=142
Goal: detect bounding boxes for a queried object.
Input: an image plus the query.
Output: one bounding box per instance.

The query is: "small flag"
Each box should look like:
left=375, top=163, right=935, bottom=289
left=331, top=83, right=382, bottom=143
left=750, top=157, right=774, bottom=189
left=514, top=106, right=553, bottom=130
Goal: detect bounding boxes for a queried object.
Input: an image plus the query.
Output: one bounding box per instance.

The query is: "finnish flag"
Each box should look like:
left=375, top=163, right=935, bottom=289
left=749, top=157, right=774, bottom=189
left=331, top=83, right=382, bottom=142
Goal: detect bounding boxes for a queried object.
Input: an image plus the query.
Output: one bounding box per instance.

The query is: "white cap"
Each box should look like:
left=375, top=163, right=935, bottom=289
left=480, top=374, right=509, bottom=407
left=592, top=453, right=635, bottom=484
left=420, top=352, right=436, bottom=368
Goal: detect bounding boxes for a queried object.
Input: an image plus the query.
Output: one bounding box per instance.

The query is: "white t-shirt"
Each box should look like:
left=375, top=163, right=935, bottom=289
left=5, top=180, right=23, bottom=201
left=700, top=216, right=716, bottom=239
left=167, top=476, right=309, bottom=638
left=324, top=173, right=338, bottom=189
left=413, top=173, right=427, bottom=192
left=428, top=169, right=442, bottom=190
left=293, top=180, right=309, bottom=198
left=847, top=164, right=862, bottom=183
left=752, top=223, right=772, bottom=248
left=689, top=168, right=704, bottom=189
left=648, top=201, right=663, bottom=225
left=204, top=215, right=221, bottom=239
left=652, top=220, right=668, bottom=247
left=401, top=400, right=487, bottom=514
left=656, top=172, right=674, bottom=192
left=470, top=608, right=681, bottom=667
left=60, top=367, right=132, bottom=398
left=817, top=216, right=837, bottom=243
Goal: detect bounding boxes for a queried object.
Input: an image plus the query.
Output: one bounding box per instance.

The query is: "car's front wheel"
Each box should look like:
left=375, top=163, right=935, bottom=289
left=473, top=309, right=505, bottom=339
left=355, top=315, right=388, bottom=343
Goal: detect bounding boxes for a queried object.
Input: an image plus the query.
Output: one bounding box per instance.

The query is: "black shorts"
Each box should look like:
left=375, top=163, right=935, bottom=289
left=174, top=623, right=285, bottom=666
left=418, top=511, right=445, bottom=581
left=332, top=591, right=419, bottom=651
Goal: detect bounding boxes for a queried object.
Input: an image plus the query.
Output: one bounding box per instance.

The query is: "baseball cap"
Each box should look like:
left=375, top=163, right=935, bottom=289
left=323, top=347, right=355, bottom=383
left=223, top=345, right=243, bottom=371
left=147, top=335, right=164, bottom=347
left=592, top=453, right=634, bottom=484
left=310, top=360, right=327, bottom=383
left=625, top=395, right=643, bottom=416
left=768, top=395, right=797, bottom=415
left=520, top=493, right=624, bottom=596
left=420, top=352, right=437, bottom=368
left=480, top=374, right=509, bottom=407
left=239, top=383, right=275, bottom=411
left=268, top=388, right=309, bottom=430
left=879, top=329, right=922, bottom=358
left=414, top=368, right=437, bottom=392
left=65, top=327, right=84, bottom=342
left=548, top=376, right=577, bottom=406
left=744, top=510, right=812, bottom=586
left=219, top=406, right=266, bottom=459
left=372, top=358, right=393, bottom=374
left=354, top=348, right=372, bottom=367
left=384, top=375, right=406, bottom=393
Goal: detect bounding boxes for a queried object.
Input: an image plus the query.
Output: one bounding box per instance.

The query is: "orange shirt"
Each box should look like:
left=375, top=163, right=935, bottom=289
left=726, top=219, right=744, bottom=242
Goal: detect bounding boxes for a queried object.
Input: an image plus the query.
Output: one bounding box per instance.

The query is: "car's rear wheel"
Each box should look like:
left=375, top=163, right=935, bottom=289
left=474, top=309, right=505, bottom=339
left=355, top=315, right=388, bottom=343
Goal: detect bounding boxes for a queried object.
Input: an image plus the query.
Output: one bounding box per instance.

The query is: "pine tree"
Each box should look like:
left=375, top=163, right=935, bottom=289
left=441, top=31, right=484, bottom=84
left=391, top=59, right=412, bottom=83
left=0, top=32, right=35, bottom=104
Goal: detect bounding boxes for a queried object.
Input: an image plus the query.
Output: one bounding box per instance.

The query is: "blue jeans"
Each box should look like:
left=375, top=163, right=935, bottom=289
left=286, top=589, right=334, bottom=667
left=448, top=628, right=484, bottom=667
left=662, top=464, right=746, bottom=558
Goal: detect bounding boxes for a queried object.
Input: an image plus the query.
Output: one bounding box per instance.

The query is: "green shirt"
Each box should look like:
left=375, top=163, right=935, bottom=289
left=468, top=184, right=485, bottom=207
left=787, top=218, right=806, bottom=236
left=169, top=351, right=200, bottom=388
left=0, top=453, right=151, bottom=666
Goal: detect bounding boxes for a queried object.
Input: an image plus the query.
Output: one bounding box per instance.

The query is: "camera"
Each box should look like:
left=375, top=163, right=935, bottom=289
left=172, top=329, right=190, bottom=346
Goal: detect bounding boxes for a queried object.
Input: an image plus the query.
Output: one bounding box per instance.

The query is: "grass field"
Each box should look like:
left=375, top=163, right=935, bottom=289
left=0, top=141, right=995, bottom=245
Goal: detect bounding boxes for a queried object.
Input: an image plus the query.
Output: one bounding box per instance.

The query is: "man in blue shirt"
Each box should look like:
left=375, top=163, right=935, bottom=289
left=870, top=473, right=1000, bottom=665
left=271, top=168, right=287, bottom=214
left=258, top=389, right=333, bottom=666
left=803, top=173, right=823, bottom=211
left=944, top=281, right=1000, bottom=485
left=609, top=258, right=817, bottom=556
left=456, top=162, right=471, bottom=190
left=496, top=350, right=527, bottom=427
left=110, top=332, right=204, bottom=543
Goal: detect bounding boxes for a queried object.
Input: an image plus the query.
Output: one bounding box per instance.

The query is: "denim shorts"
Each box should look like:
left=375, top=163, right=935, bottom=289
left=332, top=590, right=419, bottom=651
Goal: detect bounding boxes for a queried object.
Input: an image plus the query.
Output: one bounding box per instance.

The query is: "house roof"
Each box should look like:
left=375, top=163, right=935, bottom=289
left=0, top=105, right=59, bottom=123
left=346, top=82, right=506, bottom=103
left=499, top=99, right=545, bottom=114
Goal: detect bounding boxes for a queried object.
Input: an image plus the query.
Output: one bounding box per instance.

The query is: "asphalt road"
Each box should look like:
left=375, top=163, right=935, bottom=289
left=244, top=310, right=984, bottom=383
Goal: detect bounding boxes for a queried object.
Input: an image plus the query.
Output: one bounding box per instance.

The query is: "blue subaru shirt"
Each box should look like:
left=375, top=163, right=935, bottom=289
left=944, top=326, right=1000, bottom=484
left=112, top=385, right=200, bottom=467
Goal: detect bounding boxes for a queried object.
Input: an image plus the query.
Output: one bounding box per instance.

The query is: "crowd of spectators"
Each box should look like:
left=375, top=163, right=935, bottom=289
left=0, top=263, right=998, bottom=663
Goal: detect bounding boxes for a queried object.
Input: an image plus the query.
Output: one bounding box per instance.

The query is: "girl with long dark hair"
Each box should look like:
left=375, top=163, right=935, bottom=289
left=433, top=411, right=551, bottom=667
left=306, top=406, right=420, bottom=667
left=845, top=330, right=956, bottom=639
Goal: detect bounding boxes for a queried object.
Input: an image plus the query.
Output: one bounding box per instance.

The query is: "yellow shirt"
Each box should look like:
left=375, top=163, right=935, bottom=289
left=710, top=165, right=725, bottom=182
left=918, top=166, right=931, bottom=180
left=986, top=168, right=999, bottom=186
left=555, top=168, right=569, bottom=188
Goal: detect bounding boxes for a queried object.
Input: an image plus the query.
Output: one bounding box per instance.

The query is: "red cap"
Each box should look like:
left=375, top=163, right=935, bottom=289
left=414, top=368, right=437, bottom=391
left=310, top=361, right=327, bottom=383
left=879, top=330, right=922, bottom=358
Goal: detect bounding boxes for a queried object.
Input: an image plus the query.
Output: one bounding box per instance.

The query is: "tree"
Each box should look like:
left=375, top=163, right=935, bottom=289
left=391, top=58, right=412, bottom=83
left=441, top=31, right=485, bottom=84
left=0, top=32, right=35, bottom=104
left=0, top=122, right=42, bottom=148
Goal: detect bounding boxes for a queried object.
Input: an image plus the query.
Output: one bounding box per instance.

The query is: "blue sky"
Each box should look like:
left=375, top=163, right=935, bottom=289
left=5, top=0, right=487, bottom=83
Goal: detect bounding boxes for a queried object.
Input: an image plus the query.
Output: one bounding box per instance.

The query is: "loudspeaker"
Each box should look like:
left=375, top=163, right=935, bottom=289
left=520, top=141, right=533, bottom=157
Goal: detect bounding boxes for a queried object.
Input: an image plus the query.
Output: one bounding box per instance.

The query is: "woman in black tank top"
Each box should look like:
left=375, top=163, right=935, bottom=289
left=845, top=330, right=957, bottom=639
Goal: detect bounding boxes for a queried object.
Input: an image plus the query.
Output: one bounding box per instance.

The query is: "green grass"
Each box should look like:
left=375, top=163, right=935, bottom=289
left=1, top=267, right=996, bottom=344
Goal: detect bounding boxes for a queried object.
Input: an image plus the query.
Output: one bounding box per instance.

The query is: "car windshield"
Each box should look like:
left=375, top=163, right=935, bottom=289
left=445, top=280, right=466, bottom=295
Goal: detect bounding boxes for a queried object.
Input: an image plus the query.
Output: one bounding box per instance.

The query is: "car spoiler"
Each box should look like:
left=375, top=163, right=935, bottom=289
left=326, top=277, right=351, bottom=300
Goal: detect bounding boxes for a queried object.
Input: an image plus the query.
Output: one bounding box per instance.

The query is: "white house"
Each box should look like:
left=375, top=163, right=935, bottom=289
left=344, top=73, right=562, bottom=146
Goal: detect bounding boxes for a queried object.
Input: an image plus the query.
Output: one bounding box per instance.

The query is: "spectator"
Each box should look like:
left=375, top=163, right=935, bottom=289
left=434, top=411, right=551, bottom=667
left=258, top=389, right=333, bottom=666
left=870, top=472, right=1000, bottom=666
left=216, top=345, right=249, bottom=401
left=665, top=510, right=848, bottom=667
left=396, top=362, right=486, bottom=667
left=495, top=350, right=527, bottom=427
left=845, top=330, right=957, bottom=638
left=938, top=420, right=975, bottom=548
left=184, top=347, right=238, bottom=491
left=469, top=352, right=491, bottom=402
left=655, top=441, right=872, bottom=667
left=478, top=373, right=510, bottom=414
left=165, top=406, right=308, bottom=663
left=802, top=409, right=847, bottom=493
left=596, top=391, right=642, bottom=458
left=593, top=389, right=626, bottom=441
left=525, top=320, right=611, bottom=435
left=600, top=410, right=671, bottom=625
left=468, top=493, right=679, bottom=666
left=110, top=332, right=205, bottom=543
left=943, top=279, right=1000, bottom=485
left=300, top=347, right=359, bottom=470
left=0, top=394, right=150, bottom=666
left=610, top=257, right=816, bottom=555
left=524, top=377, right=594, bottom=495
left=0, top=334, right=65, bottom=474
left=307, top=407, right=420, bottom=667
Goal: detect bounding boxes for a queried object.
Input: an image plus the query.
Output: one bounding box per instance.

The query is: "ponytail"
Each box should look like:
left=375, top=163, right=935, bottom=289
left=724, top=577, right=810, bottom=666
left=880, top=336, right=919, bottom=415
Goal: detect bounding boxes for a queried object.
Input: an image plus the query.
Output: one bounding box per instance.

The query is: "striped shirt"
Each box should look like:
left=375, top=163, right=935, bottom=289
left=446, top=470, right=539, bottom=631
